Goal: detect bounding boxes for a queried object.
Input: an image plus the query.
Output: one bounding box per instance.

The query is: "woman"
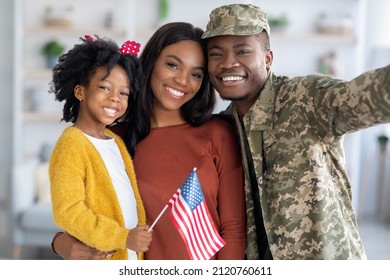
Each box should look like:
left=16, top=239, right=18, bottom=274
left=52, top=22, right=246, bottom=260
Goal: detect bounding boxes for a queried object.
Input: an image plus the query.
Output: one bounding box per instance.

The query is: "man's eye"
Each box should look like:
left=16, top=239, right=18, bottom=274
left=238, top=50, right=250, bottom=55
left=209, top=52, right=222, bottom=57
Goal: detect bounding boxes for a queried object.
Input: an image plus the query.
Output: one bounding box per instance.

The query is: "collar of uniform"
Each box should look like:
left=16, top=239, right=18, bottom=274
left=243, top=72, right=276, bottom=131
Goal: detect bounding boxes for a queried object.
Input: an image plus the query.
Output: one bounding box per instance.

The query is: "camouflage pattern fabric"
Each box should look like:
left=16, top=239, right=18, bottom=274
left=201, top=4, right=270, bottom=39
left=228, top=109, right=260, bottom=259
left=223, top=65, right=390, bottom=259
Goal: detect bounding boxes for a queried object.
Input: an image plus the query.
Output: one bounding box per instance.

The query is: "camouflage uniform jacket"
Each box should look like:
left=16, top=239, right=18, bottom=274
left=223, top=65, right=390, bottom=259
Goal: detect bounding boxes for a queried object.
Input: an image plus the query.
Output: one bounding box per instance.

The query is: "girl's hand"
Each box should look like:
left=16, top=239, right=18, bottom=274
left=126, top=225, right=153, bottom=252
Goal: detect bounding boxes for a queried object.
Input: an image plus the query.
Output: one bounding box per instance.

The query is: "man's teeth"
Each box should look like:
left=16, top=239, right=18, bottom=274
left=222, top=76, right=244, bottom=81
left=167, top=87, right=185, bottom=96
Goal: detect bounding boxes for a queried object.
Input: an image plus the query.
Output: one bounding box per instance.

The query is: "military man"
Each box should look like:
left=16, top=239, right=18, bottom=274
left=202, top=3, right=390, bottom=259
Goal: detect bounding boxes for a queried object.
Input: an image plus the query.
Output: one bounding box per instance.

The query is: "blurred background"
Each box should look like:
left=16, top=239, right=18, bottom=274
left=1, top=0, right=389, bottom=259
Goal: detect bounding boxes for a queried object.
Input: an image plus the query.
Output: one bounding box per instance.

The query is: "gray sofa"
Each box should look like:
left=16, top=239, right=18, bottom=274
left=12, top=158, right=60, bottom=259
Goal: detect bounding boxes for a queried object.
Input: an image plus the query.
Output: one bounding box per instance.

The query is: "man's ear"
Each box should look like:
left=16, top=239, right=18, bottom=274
left=266, top=49, right=273, bottom=70
left=74, top=85, right=84, bottom=101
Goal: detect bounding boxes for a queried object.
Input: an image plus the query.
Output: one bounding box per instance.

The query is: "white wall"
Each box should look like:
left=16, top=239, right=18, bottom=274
left=0, top=0, right=14, bottom=258
left=352, top=1, right=390, bottom=220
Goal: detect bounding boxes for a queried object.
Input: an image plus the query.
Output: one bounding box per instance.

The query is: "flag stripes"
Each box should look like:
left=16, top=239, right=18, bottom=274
left=168, top=169, right=226, bottom=260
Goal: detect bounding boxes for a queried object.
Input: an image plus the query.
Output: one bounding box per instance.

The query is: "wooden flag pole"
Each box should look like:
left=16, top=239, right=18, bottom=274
left=148, top=167, right=197, bottom=232
left=148, top=205, right=168, bottom=231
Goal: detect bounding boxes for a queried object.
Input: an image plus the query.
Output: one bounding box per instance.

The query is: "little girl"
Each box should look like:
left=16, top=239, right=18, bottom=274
left=49, top=35, right=152, bottom=260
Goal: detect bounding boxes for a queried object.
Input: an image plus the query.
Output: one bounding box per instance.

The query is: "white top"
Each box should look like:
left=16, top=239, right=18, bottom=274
left=85, top=133, right=138, bottom=260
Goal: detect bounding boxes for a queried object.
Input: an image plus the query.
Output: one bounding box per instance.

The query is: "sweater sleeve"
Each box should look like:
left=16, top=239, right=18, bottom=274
left=211, top=118, right=246, bottom=260
left=49, top=128, right=129, bottom=252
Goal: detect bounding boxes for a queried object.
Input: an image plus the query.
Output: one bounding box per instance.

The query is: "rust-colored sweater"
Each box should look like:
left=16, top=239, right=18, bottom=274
left=133, top=117, right=246, bottom=259
left=49, top=126, right=146, bottom=260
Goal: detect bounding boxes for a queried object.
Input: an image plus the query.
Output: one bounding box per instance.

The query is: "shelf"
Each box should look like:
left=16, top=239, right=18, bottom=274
left=271, top=32, right=356, bottom=44
left=24, top=69, right=52, bottom=79
left=24, top=112, right=63, bottom=122
left=25, top=26, right=126, bottom=37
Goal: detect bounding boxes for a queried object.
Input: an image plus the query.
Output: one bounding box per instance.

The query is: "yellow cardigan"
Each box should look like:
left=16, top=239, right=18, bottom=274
left=49, top=126, right=146, bottom=260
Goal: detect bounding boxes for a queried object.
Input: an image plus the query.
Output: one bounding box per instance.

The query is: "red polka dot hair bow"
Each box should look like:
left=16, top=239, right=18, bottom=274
left=119, top=40, right=141, bottom=57
left=85, top=35, right=94, bottom=42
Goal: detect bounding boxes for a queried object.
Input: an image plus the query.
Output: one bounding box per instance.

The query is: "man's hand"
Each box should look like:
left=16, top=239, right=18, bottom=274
left=53, top=232, right=114, bottom=260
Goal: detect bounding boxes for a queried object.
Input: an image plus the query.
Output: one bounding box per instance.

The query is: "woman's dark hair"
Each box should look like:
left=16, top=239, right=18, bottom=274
left=49, top=35, right=142, bottom=123
left=124, top=22, right=215, bottom=156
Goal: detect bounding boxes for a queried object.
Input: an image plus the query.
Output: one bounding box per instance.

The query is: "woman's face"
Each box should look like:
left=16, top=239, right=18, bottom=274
left=150, top=40, right=205, bottom=112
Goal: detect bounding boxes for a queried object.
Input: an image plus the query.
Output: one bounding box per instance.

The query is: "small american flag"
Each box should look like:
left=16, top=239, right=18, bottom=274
left=168, top=168, right=226, bottom=260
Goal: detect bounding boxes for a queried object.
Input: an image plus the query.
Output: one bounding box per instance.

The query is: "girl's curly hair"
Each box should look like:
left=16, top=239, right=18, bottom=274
left=49, top=35, right=142, bottom=123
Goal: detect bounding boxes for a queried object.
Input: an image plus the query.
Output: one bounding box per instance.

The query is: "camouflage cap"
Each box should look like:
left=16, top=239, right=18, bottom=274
left=201, top=4, right=270, bottom=39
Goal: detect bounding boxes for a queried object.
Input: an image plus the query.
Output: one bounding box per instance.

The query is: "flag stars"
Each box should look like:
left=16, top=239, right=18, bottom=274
left=181, top=171, right=204, bottom=210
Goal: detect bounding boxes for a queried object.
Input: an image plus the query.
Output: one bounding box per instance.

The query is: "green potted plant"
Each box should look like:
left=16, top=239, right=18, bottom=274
left=268, top=14, right=289, bottom=33
left=41, top=40, right=65, bottom=68
left=377, top=134, right=389, bottom=153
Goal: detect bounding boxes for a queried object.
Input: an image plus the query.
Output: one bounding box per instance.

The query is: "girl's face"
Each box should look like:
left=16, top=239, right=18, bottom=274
left=150, top=40, right=205, bottom=113
left=74, top=65, right=130, bottom=137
